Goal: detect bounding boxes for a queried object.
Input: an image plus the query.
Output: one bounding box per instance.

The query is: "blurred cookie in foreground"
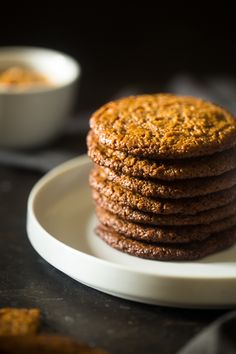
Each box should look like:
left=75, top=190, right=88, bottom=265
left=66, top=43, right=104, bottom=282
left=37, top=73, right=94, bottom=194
left=0, top=308, right=40, bottom=335
left=0, top=335, right=108, bottom=354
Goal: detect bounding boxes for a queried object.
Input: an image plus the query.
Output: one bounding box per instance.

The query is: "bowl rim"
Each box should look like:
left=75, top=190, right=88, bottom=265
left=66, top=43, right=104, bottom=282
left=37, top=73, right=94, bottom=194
left=0, top=46, right=81, bottom=95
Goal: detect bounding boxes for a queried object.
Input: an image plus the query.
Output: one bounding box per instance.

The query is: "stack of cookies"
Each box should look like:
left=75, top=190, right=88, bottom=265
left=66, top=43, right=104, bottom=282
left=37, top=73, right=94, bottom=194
left=87, top=94, right=236, bottom=261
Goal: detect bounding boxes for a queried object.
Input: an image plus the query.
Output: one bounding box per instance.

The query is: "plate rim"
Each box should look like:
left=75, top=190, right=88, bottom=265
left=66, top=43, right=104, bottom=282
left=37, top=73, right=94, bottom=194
left=27, top=154, right=236, bottom=282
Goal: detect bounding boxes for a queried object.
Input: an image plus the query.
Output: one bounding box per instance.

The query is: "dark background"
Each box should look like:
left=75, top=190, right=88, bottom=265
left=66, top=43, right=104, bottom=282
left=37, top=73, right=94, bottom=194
left=1, top=4, right=235, bottom=111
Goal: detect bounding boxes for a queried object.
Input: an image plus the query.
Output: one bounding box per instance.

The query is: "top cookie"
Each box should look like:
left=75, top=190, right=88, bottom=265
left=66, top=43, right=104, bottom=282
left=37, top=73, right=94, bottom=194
left=90, top=94, right=236, bottom=159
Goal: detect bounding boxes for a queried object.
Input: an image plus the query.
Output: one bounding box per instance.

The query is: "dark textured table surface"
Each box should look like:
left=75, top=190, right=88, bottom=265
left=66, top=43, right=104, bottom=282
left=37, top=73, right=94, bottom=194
left=0, top=128, right=228, bottom=354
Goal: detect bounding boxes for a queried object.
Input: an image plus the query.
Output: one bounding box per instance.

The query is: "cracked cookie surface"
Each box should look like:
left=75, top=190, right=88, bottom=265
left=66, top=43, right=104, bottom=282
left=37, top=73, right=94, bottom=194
left=90, top=94, right=236, bottom=159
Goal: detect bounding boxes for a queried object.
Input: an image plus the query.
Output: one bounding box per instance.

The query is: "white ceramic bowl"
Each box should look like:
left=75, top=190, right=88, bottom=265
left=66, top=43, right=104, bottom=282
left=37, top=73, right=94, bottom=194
left=0, top=47, right=80, bottom=148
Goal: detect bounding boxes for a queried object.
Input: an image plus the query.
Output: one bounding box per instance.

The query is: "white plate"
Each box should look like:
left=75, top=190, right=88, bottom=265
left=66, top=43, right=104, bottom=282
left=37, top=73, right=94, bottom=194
left=27, top=155, right=236, bottom=308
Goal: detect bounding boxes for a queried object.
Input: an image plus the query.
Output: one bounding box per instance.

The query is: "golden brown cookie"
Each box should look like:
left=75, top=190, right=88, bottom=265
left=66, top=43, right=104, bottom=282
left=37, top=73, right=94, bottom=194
left=96, top=207, right=236, bottom=243
left=87, top=131, right=236, bottom=180
left=0, top=308, right=40, bottom=335
left=89, top=168, right=236, bottom=215
left=96, top=224, right=236, bottom=261
left=90, top=94, right=236, bottom=159
left=98, top=166, right=236, bottom=198
left=92, top=189, right=236, bottom=226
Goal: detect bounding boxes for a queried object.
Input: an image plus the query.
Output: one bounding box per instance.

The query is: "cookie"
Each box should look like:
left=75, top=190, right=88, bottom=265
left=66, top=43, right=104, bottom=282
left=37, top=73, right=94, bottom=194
left=87, top=131, right=236, bottom=180
left=99, top=166, right=236, bottom=198
left=96, top=207, right=236, bottom=243
left=89, top=168, right=236, bottom=215
left=93, top=190, right=236, bottom=226
left=90, top=94, right=236, bottom=159
left=0, top=308, right=40, bottom=335
left=0, top=335, right=108, bottom=354
left=96, top=224, right=236, bottom=261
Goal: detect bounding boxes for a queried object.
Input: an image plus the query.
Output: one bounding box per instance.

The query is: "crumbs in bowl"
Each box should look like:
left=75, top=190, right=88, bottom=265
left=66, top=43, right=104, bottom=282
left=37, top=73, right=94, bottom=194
left=0, top=66, right=52, bottom=90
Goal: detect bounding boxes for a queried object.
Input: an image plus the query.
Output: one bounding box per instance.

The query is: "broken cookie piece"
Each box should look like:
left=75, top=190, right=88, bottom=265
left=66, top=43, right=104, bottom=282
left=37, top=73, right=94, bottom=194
left=0, top=308, right=40, bottom=335
left=0, top=335, right=108, bottom=354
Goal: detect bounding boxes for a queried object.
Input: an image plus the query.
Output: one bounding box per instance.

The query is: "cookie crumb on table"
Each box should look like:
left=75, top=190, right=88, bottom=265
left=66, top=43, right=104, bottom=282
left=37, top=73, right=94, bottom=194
left=0, top=308, right=40, bottom=335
